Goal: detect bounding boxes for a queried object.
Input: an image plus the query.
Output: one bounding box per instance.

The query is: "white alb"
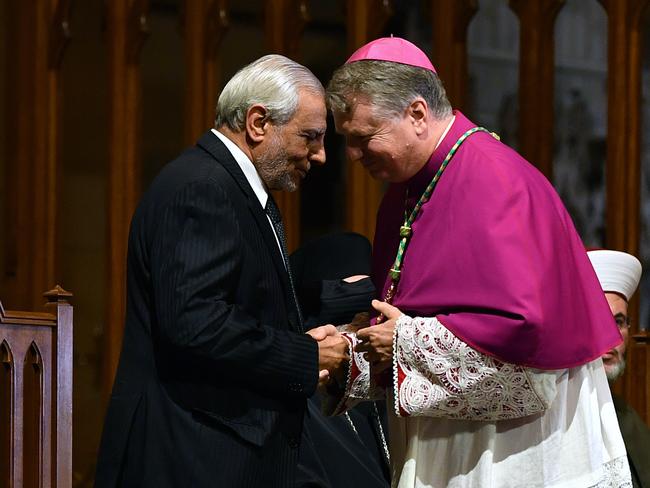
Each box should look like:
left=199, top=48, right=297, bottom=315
left=329, top=314, right=631, bottom=488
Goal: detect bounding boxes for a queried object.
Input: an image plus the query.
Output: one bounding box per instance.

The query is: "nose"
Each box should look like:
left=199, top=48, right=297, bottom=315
left=309, top=144, right=326, bottom=166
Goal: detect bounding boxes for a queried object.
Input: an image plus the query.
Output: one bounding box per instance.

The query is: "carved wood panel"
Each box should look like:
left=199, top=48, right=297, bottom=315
left=0, top=328, right=52, bottom=488
left=22, top=343, right=43, bottom=488
left=0, top=287, right=71, bottom=487
left=0, top=341, right=13, bottom=487
left=431, top=0, right=478, bottom=112
left=2, top=0, right=71, bottom=311
left=265, top=0, right=311, bottom=251
left=509, top=0, right=565, bottom=179
left=45, top=286, right=73, bottom=487
left=601, top=0, right=650, bottom=425
left=344, top=0, right=394, bottom=242
left=104, top=0, right=149, bottom=398
left=183, top=0, right=230, bottom=145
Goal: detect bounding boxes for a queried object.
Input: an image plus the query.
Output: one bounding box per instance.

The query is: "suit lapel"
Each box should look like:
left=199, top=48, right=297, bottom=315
left=196, top=131, right=290, bottom=293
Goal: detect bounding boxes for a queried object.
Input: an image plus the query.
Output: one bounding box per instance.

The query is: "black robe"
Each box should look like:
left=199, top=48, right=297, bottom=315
left=291, top=233, right=391, bottom=488
left=613, top=395, right=650, bottom=488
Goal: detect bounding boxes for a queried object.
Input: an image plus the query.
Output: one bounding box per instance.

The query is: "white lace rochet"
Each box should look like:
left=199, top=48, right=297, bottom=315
left=392, top=314, right=555, bottom=420
left=329, top=314, right=556, bottom=421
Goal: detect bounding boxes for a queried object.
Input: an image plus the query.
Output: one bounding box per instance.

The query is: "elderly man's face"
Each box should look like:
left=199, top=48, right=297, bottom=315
left=257, top=90, right=327, bottom=192
left=333, top=101, right=424, bottom=183
left=602, top=292, right=629, bottom=381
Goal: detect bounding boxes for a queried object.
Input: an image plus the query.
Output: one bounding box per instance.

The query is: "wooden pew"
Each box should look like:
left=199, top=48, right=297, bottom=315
left=0, top=286, right=73, bottom=488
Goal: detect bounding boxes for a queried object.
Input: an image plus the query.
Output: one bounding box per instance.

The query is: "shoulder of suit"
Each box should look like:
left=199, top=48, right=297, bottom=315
left=133, top=149, right=242, bottom=221
left=156, top=146, right=238, bottom=189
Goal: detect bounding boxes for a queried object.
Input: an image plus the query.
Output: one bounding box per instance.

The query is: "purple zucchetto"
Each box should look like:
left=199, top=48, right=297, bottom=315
left=346, top=37, right=437, bottom=73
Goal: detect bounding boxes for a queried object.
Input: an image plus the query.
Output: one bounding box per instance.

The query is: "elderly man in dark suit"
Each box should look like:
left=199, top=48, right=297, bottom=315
left=95, top=54, right=348, bottom=488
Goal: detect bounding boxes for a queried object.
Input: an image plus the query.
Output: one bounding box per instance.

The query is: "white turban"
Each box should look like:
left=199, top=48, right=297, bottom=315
left=587, top=250, right=642, bottom=301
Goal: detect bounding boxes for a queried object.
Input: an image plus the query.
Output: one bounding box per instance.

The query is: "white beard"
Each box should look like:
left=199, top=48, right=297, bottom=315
left=256, top=133, right=296, bottom=192
left=605, top=356, right=626, bottom=382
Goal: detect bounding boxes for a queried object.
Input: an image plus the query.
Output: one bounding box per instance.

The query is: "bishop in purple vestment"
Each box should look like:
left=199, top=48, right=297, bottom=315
left=323, top=37, right=632, bottom=488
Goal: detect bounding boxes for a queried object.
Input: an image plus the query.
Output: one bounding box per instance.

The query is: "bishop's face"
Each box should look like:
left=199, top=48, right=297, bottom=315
left=602, top=292, right=629, bottom=382
left=333, top=100, right=426, bottom=183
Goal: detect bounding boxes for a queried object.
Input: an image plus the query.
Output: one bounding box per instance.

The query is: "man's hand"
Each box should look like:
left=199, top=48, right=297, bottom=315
left=316, top=334, right=349, bottom=384
left=306, top=324, right=338, bottom=341
left=307, top=325, right=349, bottom=386
left=355, top=300, right=403, bottom=373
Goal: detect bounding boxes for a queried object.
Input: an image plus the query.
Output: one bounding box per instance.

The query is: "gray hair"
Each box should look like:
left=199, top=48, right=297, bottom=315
left=326, top=60, right=452, bottom=120
left=215, top=54, right=324, bottom=131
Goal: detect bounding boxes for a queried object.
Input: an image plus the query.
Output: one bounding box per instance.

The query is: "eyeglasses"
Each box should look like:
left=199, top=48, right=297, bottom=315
left=614, top=315, right=631, bottom=329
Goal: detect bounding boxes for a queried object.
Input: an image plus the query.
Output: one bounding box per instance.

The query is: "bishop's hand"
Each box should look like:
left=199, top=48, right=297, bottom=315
left=355, top=300, right=403, bottom=373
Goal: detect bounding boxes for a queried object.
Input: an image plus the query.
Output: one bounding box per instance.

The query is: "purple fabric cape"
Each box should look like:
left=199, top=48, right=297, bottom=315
left=372, top=111, right=622, bottom=369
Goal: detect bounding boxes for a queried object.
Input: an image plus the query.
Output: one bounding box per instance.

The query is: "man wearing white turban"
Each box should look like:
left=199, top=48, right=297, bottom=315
left=588, top=249, right=650, bottom=488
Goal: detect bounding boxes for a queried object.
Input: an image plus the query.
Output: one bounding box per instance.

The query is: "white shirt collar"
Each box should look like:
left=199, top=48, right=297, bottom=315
left=434, top=115, right=456, bottom=151
left=211, top=129, right=286, bottom=267
left=211, top=128, right=268, bottom=208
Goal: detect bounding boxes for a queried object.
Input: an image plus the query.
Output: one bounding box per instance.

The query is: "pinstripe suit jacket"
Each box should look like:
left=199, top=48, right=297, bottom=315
left=95, top=131, right=319, bottom=488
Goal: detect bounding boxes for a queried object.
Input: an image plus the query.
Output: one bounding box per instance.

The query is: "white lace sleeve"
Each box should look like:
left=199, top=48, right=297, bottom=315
left=323, top=329, right=386, bottom=416
left=393, top=314, right=557, bottom=420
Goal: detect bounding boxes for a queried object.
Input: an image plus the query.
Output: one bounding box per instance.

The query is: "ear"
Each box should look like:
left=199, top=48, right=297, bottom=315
left=407, top=99, right=428, bottom=136
left=245, top=104, right=270, bottom=143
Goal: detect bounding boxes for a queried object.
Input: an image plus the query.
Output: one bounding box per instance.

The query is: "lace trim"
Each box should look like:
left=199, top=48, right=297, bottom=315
left=324, top=329, right=388, bottom=415
left=394, top=315, right=549, bottom=420
left=392, top=319, right=401, bottom=417
left=348, top=332, right=371, bottom=400
left=588, top=456, right=632, bottom=488
left=344, top=330, right=386, bottom=402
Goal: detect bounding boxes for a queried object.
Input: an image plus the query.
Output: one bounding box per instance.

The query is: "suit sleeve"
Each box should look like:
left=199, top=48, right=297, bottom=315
left=149, top=179, right=318, bottom=398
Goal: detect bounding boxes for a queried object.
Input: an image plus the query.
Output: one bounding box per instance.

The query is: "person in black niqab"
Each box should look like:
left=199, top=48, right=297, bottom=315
left=290, top=232, right=390, bottom=488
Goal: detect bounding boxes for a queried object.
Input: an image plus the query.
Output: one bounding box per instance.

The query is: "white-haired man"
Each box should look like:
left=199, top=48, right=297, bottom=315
left=95, top=55, right=348, bottom=488
left=588, top=249, right=650, bottom=488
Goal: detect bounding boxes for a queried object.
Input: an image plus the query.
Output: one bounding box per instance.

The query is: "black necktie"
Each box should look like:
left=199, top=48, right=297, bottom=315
left=265, top=196, right=304, bottom=331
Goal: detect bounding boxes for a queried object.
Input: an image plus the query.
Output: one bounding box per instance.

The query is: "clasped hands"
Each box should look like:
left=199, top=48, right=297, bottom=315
left=306, top=299, right=403, bottom=386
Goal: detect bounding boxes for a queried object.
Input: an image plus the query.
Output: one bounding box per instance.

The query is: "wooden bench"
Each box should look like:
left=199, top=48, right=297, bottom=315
left=0, top=286, right=73, bottom=488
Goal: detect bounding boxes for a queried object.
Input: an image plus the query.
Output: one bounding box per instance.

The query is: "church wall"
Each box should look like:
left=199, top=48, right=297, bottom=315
left=0, top=0, right=6, bottom=284
left=59, top=1, right=108, bottom=483
left=1, top=1, right=649, bottom=486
